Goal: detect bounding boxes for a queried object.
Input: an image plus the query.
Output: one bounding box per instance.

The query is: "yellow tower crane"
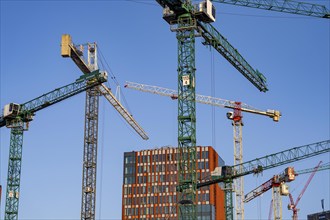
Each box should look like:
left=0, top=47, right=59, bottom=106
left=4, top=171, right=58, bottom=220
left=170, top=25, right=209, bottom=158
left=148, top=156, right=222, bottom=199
left=125, top=81, right=281, bottom=218
left=61, top=35, right=149, bottom=220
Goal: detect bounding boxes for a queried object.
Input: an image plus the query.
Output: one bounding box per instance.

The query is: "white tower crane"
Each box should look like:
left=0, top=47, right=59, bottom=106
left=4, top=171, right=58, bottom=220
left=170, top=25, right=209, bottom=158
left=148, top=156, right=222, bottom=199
left=125, top=81, right=281, bottom=218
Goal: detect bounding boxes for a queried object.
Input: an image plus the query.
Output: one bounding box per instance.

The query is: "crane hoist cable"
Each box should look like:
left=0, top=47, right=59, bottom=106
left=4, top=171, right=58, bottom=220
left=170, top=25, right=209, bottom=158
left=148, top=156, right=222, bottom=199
left=98, top=98, right=106, bottom=219
left=210, top=49, right=216, bottom=148
left=97, top=46, right=133, bottom=115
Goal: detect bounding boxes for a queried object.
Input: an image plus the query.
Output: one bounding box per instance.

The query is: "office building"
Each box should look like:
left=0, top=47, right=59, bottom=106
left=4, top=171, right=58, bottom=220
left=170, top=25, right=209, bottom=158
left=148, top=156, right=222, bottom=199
left=122, top=146, right=226, bottom=219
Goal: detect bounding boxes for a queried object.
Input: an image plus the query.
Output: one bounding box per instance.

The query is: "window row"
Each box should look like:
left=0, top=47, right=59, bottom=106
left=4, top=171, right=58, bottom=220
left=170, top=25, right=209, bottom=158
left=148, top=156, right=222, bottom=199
left=123, top=194, right=177, bottom=206
left=134, top=160, right=209, bottom=174
left=124, top=204, right=176, bottom=216
left=123, top=185, right=176, bottom=195
left=124, top=171, right=210, bottom=185
left=135, top=151, right=210, bottom=164
left=136, top=173, right=177, bottom=183
left=137, top=163, right=177, bottom=174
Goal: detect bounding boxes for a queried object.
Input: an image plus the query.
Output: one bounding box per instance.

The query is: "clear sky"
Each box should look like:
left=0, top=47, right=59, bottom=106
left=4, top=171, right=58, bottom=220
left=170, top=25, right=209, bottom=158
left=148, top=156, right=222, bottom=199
left=0, top=0, right=329, bottom=219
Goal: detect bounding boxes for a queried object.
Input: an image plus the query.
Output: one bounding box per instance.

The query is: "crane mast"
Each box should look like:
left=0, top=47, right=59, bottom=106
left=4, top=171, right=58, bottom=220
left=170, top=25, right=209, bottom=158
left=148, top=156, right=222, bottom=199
left=81, top=42, right=99, bottom=220
left=231, top=102, right=244, bottom=220
left=61, top=34, right=148, bottom=220
left=2, top=71, right=107, bottom=220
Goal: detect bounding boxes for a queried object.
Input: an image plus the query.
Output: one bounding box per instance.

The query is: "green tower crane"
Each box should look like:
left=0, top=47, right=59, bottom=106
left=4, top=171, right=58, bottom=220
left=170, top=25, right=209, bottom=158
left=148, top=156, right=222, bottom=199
left=154, top=0, right=329, bottom=219
left=1, top=70, right=107, bottom=220
left=61, top=34, right=149, bottom=220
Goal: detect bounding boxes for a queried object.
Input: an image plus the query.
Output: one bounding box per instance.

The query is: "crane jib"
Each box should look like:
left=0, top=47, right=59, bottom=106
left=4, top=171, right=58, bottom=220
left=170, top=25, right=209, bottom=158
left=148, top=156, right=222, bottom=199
left=197, top=140, right=330, bottom=188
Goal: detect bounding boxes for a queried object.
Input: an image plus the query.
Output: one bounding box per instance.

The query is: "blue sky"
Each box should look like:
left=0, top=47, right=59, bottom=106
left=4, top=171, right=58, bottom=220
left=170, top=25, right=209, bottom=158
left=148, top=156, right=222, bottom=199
left=0, top=0, right=329, bottom=219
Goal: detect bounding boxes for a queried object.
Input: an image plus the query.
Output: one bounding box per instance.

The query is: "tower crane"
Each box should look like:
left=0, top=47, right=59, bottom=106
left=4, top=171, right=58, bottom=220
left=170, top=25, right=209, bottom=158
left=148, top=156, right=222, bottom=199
left=243, top=161, right=327, bottom=220
left=287, top=161, right=322, bottom=220
left=1, top=70, right=108, bottom=220
left=154, top=0, right=329, bottom=218
left=125, top=81, right=280, bottom=121
left=60, top=34, right=149, bottom=220
left=125, top=81, right=281, bottom=219
left=197, top=140, right=330, bottom=220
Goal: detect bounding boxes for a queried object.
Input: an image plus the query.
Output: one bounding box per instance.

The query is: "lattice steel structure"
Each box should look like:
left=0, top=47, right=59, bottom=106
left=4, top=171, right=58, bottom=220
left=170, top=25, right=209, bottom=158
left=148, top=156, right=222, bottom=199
left=2, top=71, right=107, bottom=220
left=232, top=111, right=244, bottom=220
left=4, top=125, right=25, bottom=220
left=81, top=43, right=99, bottom=220
left=175, top=15, right=198, bottom=220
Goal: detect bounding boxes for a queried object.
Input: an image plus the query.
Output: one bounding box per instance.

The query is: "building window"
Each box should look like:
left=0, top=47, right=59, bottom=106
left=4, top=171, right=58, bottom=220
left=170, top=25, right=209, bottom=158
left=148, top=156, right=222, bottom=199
left=202, top=151, right=208, bottom=159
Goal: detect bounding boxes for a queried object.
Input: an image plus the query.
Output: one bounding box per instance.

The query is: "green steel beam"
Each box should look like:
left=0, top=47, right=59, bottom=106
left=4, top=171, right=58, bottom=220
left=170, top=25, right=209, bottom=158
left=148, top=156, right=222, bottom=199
left=295, top=162, right=330, bottom=175
left=232, top=140, right=330, bottom=177
left=224, top=181, right=234, bottom=220
left=197, top=140, right=330, bottom=188
left=2, top=71, right=107, bottom=220
left=0, top=70, right=107, bottom=128
left=20, top=70, right=106, bottom=115
left=176, top=15, right=198, bottom=220
left=198, top=21, right=268, bottom=92
left=212, top=0, right=330, bottom=19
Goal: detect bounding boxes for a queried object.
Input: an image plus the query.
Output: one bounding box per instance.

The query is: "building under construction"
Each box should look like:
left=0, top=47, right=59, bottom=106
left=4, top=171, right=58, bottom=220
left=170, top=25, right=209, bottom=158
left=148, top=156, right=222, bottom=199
left=122, top=146, right=226, bottom=219
left=307, top=210, right=330, bottom=220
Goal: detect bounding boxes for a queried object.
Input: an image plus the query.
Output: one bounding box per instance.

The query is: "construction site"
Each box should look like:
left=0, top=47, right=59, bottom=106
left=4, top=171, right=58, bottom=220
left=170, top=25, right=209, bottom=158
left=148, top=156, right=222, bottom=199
left=0, top=1, right=329, bottom=220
